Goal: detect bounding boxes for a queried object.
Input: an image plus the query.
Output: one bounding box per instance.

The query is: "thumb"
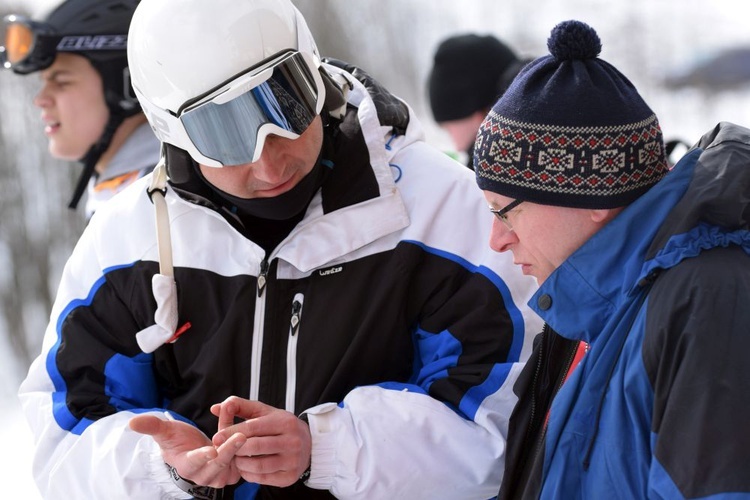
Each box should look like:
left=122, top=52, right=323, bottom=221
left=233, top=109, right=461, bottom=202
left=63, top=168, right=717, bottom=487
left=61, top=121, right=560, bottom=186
left=129, top=414, right=168, bottom=437
left=217, top=396, right=273, bottom=421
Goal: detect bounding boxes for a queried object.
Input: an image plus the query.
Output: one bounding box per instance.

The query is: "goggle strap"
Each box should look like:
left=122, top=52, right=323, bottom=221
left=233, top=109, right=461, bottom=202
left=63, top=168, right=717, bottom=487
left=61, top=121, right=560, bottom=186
left=320, top=68, right=349, bottom=120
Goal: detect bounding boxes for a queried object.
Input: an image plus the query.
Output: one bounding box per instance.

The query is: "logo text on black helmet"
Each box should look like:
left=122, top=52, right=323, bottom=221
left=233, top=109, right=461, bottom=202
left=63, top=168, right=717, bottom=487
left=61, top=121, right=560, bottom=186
left=57, top=35, right=128, bottom=52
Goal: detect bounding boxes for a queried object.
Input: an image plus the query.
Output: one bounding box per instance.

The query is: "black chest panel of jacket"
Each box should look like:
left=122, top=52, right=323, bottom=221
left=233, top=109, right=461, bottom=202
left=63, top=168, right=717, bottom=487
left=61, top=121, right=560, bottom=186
left=498, top=325, right=580, bottom=500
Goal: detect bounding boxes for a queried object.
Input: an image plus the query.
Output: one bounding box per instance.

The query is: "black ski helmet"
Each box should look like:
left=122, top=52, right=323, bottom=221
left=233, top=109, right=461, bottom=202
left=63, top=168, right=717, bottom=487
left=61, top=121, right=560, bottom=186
left=2, top=0, right=142, bottom=208
left=46, top=0, right=140, bottom=116
left=5, top=0, right=141, bottom=116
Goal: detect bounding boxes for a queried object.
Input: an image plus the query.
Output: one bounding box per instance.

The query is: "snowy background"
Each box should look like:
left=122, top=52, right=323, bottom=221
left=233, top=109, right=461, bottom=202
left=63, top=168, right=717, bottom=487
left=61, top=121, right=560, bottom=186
left=3, top=0, right=750, bottom=495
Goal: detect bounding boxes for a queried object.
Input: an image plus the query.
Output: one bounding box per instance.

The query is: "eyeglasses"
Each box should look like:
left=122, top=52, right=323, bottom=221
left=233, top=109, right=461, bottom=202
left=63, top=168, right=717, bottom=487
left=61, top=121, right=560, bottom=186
left=1, top=14, right=127, bottom=74
left=489, top=199, right=523, bottom=230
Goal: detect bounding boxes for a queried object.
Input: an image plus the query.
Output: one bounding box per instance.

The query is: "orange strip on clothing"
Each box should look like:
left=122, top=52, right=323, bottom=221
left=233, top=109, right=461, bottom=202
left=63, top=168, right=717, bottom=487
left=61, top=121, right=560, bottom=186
left=545, top=340, right=589, bottom=428
left=561, top=341, right=589, bottom=387
left=93, top=171, right=140, bottom=192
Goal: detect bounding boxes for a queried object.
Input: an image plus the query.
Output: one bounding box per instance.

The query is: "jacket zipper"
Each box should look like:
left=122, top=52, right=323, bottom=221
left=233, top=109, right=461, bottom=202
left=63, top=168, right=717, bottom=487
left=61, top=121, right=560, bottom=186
left=528, top=328, right=581, bottom=472
left=257, top=258, right=269, bottom=297
left=285, top=294, right=304, bottom=413
left=525, top=325, right=548, bottom=451
left=250, top=258, right=269, bottom=401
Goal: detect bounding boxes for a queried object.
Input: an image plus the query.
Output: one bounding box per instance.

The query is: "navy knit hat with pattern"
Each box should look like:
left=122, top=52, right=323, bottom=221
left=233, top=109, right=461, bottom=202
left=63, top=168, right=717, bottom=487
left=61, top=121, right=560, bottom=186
left=474, top=20, right=669, bottom=209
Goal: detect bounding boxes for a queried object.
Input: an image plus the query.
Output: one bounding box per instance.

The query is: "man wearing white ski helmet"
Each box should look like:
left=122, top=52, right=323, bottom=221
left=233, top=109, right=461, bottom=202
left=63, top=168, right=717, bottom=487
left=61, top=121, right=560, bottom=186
left=19, top=0, right=540, bottom=498
left=128, top=0, right=323, bottom=169
left=1, top=0, right=160, bottom=217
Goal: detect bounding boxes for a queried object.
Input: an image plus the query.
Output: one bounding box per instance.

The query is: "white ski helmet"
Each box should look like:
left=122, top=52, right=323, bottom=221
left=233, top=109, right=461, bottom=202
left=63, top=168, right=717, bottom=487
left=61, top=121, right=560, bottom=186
left=127, top=0, right=326, bottom=167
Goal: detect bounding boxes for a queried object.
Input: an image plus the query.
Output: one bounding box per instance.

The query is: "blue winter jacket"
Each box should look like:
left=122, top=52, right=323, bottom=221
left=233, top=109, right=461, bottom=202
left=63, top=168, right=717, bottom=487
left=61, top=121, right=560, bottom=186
left=502, top=121, right=750, bottom=499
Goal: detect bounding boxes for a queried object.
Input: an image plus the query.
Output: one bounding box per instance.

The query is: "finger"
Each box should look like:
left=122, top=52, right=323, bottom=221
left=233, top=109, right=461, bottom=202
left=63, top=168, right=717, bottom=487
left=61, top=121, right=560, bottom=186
left=187, top=434, right=245, bottom=487
left=214, top=432, right=247, bottom=465
left=234, top=435, right=297, bottom=458
left=131, top=413, right=215, bottom=465
left=215, top=398, right=241, bottom=432
left=214, top=408, right=296, bottom=444
left=219, top=397, right=272, bottom=421
left=129, top=414, right=169, bottom=437
left=178, top=445, right=224, bottom=487
left=210, top=403, right=221, bottom=417
left=234, top=453, right=285, bottom=475
left=185, top=444, right=219, bottom=465
left=193, top=434, right=244, bottom=466
left=212, top=432, right=227, bottom=447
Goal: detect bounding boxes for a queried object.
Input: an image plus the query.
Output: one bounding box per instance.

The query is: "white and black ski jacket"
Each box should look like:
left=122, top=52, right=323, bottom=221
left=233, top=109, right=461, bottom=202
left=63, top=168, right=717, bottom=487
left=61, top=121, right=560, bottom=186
left=20, top=63, right=541, bottom=499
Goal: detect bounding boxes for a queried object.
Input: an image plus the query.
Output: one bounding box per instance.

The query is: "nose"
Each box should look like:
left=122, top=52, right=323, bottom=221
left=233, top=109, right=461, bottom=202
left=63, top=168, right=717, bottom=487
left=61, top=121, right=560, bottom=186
left=33, top=85, right=52, bottom=109
left=489, top=218, right=517, bottom=253
left=252, top=136, right=289, bottom=183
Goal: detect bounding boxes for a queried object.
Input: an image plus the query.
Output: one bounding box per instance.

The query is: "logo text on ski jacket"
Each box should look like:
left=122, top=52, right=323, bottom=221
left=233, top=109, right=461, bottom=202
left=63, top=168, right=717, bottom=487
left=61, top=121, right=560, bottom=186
left=318, top=266, right=343, bottom=276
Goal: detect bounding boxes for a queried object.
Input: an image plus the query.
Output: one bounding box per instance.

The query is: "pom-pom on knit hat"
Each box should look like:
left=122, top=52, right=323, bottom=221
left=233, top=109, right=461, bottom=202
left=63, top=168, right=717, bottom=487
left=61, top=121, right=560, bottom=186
left=474, top=20, right=669, bottom=209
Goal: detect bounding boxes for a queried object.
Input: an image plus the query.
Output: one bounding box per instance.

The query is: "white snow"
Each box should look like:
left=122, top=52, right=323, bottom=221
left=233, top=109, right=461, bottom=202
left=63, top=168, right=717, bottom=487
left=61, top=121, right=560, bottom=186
left=0, top=384, right=41, bottom=498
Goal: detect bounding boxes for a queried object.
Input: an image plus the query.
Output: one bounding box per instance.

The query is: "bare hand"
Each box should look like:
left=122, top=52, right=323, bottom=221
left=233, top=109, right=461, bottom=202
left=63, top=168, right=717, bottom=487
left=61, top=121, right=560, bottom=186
left=210, top=397, right=312, bottom=487
left=129, top=413, right=247, bottom=488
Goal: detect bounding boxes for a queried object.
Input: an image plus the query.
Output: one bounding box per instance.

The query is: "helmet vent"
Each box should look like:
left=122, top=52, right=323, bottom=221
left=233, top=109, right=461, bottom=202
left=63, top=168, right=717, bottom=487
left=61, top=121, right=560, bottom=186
left=109, top=4, right=132, bottom=15
left=81, top=13, right=100, bottom=23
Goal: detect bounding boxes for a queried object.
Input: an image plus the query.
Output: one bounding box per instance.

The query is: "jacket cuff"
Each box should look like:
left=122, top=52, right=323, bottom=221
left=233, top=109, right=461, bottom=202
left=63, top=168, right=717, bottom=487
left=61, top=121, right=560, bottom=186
left=302, top=402, right=340, bottom=490
left=139, top=436, right=192, bottom=499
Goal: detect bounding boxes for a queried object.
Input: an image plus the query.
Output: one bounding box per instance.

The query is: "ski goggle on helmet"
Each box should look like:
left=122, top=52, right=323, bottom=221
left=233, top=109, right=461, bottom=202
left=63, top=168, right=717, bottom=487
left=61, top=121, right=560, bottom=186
left=136, top=50, right=325, bottom=168
left=0, top=14, right=127, bottom=74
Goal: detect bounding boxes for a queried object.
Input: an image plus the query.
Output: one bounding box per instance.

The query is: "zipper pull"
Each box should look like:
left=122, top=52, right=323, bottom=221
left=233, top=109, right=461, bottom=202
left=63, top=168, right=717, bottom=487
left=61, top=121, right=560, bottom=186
left=290, top=300, right=302, bottom=335
left=257, top=259, right=269, bottom=297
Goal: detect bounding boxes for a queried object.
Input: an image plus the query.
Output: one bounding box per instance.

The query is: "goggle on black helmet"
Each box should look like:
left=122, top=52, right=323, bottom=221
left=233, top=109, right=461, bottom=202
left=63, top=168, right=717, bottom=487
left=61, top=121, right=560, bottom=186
left=1, top=15, right=57, bottom=74
left=1, top=0, right=142, bottom=211
left=1, top=0, right=139, bottom=115
left=1, top=14, right=127, bottom=75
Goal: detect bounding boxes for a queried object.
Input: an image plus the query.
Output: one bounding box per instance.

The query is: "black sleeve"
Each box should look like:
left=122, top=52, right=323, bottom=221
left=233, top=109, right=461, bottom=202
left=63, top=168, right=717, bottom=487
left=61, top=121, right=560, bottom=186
left=643, top=245, right=750, bottom=497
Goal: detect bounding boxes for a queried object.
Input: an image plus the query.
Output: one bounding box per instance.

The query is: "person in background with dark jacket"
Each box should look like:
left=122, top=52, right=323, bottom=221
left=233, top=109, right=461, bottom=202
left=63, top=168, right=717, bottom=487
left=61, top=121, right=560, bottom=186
left=18, top=0, right=541, bottom=498
left=1, top=0, right=159, bottom=218
left=475, top=19, right=750, bottom=499
left=428, top=33, right=528, bottom=169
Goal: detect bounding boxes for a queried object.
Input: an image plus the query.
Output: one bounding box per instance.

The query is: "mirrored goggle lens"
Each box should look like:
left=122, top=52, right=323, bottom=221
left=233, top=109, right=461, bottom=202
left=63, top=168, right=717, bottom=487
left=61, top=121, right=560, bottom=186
left=180, top=52, right=320, bottom=166
left=1, top=15, right=57, bottom=73
left=4, top=21, right=34, bottom=65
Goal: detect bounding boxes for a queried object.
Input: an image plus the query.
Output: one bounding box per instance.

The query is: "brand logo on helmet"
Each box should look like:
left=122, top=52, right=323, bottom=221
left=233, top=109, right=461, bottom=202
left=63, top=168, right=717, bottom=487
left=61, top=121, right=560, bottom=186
left=143, top=109, right=170, bottom=140
left=57, top=35, right=128, bottom=51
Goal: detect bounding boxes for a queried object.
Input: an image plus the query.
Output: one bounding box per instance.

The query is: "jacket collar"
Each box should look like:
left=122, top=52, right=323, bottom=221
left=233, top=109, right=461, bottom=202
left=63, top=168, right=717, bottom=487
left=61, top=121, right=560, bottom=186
left=530, top=149, right=699, bottom=343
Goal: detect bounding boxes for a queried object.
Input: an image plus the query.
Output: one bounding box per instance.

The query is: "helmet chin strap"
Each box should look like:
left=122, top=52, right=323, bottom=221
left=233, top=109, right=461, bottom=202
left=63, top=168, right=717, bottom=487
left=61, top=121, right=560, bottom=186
left=136, top=152, right=181, bottom=353
left=67, top=111, right=125, bottom=210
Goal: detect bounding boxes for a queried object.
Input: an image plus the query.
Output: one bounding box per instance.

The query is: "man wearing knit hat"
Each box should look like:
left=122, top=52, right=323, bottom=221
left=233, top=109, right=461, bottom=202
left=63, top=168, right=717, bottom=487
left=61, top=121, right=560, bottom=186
left=475, top=20, right=750, bottom=499
left=428, top=33, right=527, bottom=169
